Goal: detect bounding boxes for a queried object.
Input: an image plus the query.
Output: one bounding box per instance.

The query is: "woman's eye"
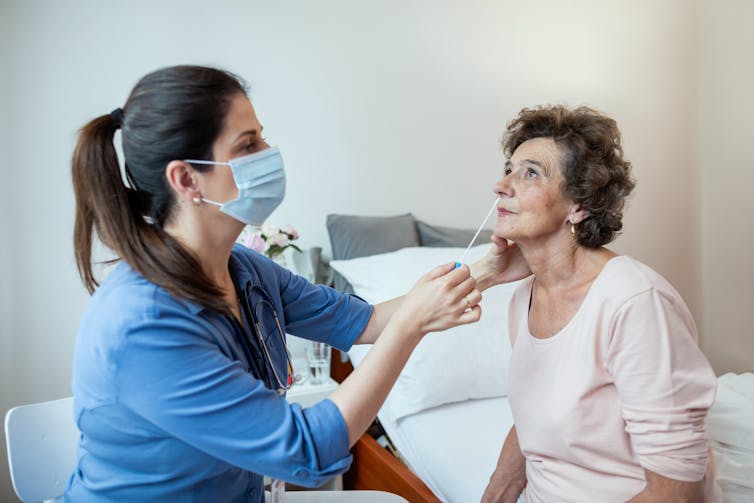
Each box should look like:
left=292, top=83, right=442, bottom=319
left=504, top=168, right=512, bottom=176
left=526, top=168, right=538, bottom=178
left=245, top=137, right=269, bottom=153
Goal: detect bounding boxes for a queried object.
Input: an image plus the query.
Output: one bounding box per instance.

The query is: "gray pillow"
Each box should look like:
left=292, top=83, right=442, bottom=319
left=326, top=213, right=420, bottom=292
left=416, top=220, right=493, bottom=248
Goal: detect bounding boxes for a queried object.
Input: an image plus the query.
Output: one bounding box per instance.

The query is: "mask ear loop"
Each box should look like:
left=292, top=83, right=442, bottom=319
left=183, top=159, right=231, bottom=167
left=184, top=160, right=230, bottom=208
left=200, top=197, right=223, bottom=207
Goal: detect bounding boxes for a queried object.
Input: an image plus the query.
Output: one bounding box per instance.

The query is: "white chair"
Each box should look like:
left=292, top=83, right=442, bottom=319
left=4, top=397, right=408, bottom=503
left=266, top=491, right=408, bottom=502
left=4, top=396, right=78, bottom=503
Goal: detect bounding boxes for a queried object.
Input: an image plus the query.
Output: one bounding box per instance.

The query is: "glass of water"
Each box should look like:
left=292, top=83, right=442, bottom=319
left=305, top=341, right=331, bottom=385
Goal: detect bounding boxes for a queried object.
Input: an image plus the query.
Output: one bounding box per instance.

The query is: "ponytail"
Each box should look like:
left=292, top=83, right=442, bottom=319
left=72, top=66, right=247, bottom=313
left=72, top=112, right=229, bottom=313
left=72, top=114, right=123, bottom=293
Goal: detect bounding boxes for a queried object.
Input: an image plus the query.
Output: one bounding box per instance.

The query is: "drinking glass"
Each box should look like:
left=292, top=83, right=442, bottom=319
left=305, top=341, right=331, bottom=385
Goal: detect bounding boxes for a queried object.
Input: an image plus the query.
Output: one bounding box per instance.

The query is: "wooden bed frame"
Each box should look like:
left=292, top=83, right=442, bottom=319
left=331, top=349, right=441, bottom=502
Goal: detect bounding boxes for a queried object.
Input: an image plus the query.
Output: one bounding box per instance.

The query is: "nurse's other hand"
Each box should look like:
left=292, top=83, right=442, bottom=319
left=473, top=236, right=531, bottom=290
left=393, top=262, right=481, bottom=337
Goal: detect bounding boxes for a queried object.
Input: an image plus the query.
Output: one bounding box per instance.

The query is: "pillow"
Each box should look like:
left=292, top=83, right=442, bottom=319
left=330, top=245, right=522, bottom=423
left=707, top=373, right=754, bottom=498
left=416, top=220, right=493, bottom=248
left=326, top=213, right=420, bottom=292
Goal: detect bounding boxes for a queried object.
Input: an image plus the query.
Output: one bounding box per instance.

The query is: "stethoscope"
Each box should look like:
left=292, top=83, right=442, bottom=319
left=237, top=283, right=295, bottom=395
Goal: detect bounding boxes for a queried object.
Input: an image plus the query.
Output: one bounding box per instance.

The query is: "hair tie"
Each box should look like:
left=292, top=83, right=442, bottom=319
left=110, top=108, right=124, bottom=128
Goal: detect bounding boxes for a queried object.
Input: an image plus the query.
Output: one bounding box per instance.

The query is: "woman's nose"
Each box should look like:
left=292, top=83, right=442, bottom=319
left=494, top=175, right=513, bottom=198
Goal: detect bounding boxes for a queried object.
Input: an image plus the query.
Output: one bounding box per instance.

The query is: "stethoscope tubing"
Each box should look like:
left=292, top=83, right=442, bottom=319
left=239, top=283, right=295, bottom=394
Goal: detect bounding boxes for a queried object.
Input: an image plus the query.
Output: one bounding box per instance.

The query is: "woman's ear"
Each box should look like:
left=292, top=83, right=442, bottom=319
left=165, top=161, right=200, bottom=202
left=568, top=204, right=589, bottom=225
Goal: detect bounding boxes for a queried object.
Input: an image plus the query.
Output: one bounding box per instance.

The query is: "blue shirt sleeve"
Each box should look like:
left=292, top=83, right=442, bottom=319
left=270, top=260, right=373, bottom=352
left=114, top=303, right=352, bottom=487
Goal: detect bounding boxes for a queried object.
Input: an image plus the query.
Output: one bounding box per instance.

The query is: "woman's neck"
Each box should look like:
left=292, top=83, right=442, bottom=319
left=518, top=233, right=615, bottom=292
left=163, top=214, right=241, bottom=288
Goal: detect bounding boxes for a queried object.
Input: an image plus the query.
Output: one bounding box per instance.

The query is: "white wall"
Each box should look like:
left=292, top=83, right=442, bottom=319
left=697, top=0, right=754, bottom=374
left=1, top=0, right=16, bottom=448
left=2, top=0, right=747, bottom=499
left=1, top=3, right=17, bottom=499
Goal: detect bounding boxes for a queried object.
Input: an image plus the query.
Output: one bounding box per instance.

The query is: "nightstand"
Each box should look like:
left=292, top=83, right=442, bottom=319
left=286, top=376, right=339, bottom=409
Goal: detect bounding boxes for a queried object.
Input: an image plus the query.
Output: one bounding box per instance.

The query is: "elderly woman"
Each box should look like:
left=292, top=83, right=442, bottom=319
left=481, top=106, right=721, bottom=502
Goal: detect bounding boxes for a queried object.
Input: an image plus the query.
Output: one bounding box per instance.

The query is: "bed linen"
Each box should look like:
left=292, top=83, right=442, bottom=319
left=707, top=372, right=754, bottom=501
left=382, top=396, right=513, bottom=502
left=349, top=345, right=514, bottom=502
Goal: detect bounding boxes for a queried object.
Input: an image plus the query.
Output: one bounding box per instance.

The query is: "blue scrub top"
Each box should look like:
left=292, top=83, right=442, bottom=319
left=64, top=244, right=373, bottom=502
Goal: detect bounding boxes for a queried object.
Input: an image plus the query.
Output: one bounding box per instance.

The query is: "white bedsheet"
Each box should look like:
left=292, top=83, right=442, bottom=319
left=383, top=396, right=513, bottom=503
left=707, top=372, right=754, bottom=502
left=349, top=346, right=513, bottom=502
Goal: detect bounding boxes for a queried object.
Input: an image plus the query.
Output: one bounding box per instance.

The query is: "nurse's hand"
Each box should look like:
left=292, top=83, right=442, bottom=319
left=332, top=262, right=479, bottom=447
left=392, top=262, right=481, bottom=337
left=471, top=236, right=531, bottom=291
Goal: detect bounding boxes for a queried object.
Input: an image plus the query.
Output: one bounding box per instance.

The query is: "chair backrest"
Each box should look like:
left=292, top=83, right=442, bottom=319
left=4, top=397, right=78, bottom=503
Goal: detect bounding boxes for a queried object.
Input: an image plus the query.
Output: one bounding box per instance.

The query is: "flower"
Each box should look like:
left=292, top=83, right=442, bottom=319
left=266, top=232, right=289, bottom=248
left=238, top=223, right=302, bottom=260
left=241, top=232, right=266, bottom=253
left=281, top=224, right=299, bottom=240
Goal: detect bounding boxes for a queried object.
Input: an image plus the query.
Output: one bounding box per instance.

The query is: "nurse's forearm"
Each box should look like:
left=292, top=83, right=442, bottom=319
left=352, top=296, right=405, bottom=344
left=329, top=318, right=421, bottom=446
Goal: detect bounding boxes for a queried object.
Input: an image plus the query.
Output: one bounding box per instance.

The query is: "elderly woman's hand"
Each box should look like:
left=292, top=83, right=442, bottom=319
left=471, top=236, right=532, bottom=291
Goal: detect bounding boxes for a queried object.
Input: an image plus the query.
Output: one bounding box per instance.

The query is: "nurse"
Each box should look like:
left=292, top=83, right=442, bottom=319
left=66, top=65, right=527, bottom=501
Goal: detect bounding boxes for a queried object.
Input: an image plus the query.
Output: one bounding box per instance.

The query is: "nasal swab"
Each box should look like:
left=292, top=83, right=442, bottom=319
left=454, top=197, right=500, bottom=269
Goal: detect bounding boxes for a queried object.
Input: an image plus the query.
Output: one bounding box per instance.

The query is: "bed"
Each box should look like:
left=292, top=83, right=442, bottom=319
left=317, top=213, right=754, bottom=503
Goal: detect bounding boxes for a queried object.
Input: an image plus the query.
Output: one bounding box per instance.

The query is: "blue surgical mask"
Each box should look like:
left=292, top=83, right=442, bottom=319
left=185, top=147, right=286, bottom=226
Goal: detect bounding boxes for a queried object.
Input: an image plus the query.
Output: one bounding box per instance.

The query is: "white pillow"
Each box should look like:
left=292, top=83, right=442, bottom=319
left=707, top=373, right=754, bottom=500
left=330, top=245, right=522, bottom=423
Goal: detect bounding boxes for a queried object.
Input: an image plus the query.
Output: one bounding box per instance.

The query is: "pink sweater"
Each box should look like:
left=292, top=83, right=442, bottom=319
left=508, top=256, right=721, bottom=502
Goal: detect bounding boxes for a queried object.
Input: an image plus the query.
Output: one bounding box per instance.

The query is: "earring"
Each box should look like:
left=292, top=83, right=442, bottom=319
left=570, top=222, right=576, bottom=235
left=192, top=196, right=201, bottom=206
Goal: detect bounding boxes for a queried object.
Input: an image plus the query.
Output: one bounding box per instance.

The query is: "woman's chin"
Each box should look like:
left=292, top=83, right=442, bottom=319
left=492, top=224, right=515, bottom=241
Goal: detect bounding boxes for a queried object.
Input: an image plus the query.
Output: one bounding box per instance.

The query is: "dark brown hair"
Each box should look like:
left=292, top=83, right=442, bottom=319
left=72, top=65, right=247, bottom=312
left=502, top=105, right=635, bottom=247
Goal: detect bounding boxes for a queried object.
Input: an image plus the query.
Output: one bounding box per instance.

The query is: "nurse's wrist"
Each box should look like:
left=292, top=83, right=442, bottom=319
left=385, top=312, right=425, bottom=345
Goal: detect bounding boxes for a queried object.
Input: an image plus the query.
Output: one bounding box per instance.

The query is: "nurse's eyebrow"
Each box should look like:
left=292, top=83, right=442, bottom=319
left=233, top=127, right=263, bottom=143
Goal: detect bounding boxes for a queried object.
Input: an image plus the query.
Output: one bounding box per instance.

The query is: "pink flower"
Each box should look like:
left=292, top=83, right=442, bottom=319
left=242, top=232, right=266, bottom=253
left=266, top=232, right=289, bottom=248
left=282, top=224, right=299, bottom=240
